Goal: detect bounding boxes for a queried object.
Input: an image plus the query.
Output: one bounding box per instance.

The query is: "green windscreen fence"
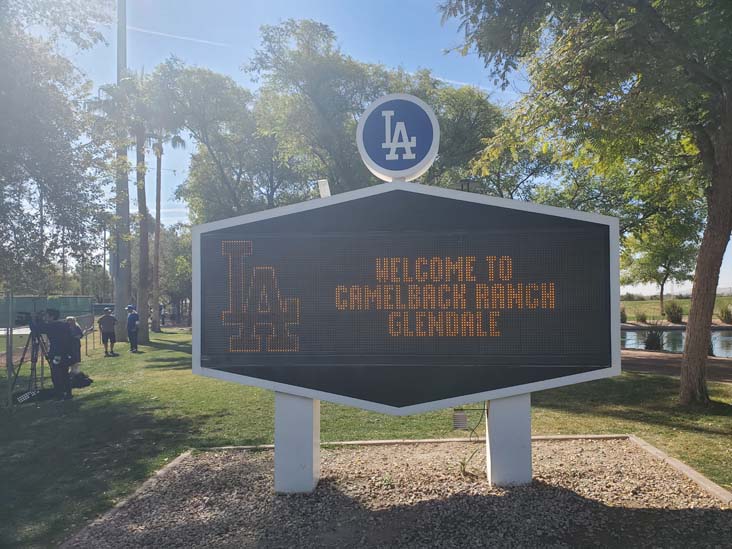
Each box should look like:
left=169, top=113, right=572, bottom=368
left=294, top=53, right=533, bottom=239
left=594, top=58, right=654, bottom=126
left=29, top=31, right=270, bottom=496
left=0, top=296, right=94, bottom=328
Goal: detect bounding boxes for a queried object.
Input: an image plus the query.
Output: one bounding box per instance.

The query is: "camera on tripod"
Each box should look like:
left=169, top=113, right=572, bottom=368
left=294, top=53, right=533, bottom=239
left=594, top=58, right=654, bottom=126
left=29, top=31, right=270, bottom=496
left=19, top=310, right=45, bottom=333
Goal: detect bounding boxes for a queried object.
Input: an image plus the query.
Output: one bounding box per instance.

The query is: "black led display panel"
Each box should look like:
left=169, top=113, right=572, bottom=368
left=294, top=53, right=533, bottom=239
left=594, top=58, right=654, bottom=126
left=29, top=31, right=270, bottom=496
left=198, top=189, right=613, bottom=408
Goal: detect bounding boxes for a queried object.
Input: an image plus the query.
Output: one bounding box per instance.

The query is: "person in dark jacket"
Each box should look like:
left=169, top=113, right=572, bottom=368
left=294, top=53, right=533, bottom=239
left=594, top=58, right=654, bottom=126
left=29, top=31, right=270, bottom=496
left=38, top=309, right=73, bottom=400
left=67, top=316, right=83, bottom=367
left=126, top=305, right=139, bottom=352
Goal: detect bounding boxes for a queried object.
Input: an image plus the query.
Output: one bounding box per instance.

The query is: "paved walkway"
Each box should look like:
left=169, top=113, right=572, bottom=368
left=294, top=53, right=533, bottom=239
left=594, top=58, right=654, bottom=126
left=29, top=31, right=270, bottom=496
left=622, top=350, right=732, bottom=383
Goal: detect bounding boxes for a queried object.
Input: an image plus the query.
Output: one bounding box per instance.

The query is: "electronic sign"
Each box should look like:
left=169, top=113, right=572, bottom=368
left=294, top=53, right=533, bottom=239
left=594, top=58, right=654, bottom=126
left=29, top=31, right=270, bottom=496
left=193, top=183, right=620, bottom=415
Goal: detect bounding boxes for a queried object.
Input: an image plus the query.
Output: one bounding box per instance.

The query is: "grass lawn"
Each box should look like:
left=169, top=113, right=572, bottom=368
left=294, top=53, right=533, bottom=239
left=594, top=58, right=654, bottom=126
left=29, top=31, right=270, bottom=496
left=621, top=296, right=732, bottom=322
left=1, top=330, right=731, bottom=547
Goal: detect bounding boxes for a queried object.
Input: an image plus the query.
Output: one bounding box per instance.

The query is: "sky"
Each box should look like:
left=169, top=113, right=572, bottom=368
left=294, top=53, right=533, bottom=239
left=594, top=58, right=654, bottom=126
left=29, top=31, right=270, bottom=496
left=67, top=0, right=727, bottom=295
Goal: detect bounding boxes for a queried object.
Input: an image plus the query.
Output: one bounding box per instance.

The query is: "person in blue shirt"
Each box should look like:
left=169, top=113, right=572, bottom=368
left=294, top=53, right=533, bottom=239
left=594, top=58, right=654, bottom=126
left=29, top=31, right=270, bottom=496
left=126, top=305, right=140, bottom=352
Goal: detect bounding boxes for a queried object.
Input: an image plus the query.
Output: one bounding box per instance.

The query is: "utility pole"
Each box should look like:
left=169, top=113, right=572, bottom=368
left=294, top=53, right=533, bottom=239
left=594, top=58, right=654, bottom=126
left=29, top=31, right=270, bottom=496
left=114, top=0, right=131, bottom=340
left=102, top=223, right=107, bottom=301
left=5, top=290, right=13, bottom=409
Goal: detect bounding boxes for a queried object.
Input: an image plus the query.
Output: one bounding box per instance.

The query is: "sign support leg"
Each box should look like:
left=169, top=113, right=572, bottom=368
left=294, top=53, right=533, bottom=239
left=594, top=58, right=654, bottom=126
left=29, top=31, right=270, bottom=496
left=274, top=391, right=320, bottom=493
left=485, top=393, right=532, bottom=486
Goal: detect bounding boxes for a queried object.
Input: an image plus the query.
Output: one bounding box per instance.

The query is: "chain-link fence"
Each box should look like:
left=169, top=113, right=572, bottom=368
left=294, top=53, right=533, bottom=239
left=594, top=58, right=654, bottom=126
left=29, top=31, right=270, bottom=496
left=2, top=295, right=98, bottom=406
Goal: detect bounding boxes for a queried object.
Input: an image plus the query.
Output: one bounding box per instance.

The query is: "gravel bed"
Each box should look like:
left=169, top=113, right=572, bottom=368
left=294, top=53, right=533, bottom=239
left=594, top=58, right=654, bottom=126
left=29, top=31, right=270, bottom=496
left=65, top=439, right=732, bottom=548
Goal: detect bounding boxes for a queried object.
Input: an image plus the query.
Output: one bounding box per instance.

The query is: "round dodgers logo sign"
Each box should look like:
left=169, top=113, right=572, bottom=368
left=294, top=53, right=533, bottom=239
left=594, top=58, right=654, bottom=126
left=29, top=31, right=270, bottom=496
left=357, top=93, right=440, bottom=182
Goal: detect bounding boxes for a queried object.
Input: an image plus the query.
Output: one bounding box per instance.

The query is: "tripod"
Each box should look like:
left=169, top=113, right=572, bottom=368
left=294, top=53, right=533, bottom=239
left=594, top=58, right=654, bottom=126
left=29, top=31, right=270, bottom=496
left=11, top=328, right=49, bottom=404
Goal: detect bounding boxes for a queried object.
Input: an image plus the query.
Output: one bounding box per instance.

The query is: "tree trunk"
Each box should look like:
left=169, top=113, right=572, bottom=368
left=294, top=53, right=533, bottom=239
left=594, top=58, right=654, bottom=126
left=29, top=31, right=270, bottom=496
left=682, top=126, right=732, bottom=404
left=114, top=143, right=131, bottom=343
left=659, top=275, right=667, bottom=317
left=136, top=132, right=150, bottom=344
left=151, top=140, right=162, bottom=333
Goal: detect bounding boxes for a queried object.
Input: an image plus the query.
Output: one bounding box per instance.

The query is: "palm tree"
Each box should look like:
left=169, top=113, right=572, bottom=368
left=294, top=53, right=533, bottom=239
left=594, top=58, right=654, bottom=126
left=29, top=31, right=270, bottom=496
left=150, top=131, right=184, bottom=331
left=90, top=78, right=136, bottom=343
left=147, top=66, right=186, bottom=332
left=93, top=72, right=154, bottom=344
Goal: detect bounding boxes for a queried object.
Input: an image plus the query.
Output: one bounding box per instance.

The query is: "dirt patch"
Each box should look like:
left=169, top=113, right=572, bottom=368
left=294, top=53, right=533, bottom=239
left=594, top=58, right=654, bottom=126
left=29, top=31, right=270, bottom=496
left=64, top=439, right=731, bottom=548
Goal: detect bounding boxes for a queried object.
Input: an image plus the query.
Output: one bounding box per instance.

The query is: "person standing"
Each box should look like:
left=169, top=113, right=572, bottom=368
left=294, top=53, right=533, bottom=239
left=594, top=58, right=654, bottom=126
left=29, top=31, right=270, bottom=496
left=126, top=305, right=140, bottom=352
left=38, top=309, right=73, bottom=400
left=98, top=307, right=118, bottom=357
left=66, top=316, right=83, bottom=371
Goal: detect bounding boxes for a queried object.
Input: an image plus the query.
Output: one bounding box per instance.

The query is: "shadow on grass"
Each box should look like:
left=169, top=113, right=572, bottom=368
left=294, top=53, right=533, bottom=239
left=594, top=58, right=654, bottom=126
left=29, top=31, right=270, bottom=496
left=0, top=388, right=211, bottom=548
left=65, top=462, right=732, bottom=548
left=145, top=339, right=191, bottom=354
left=534, top=373, right=732, bottom=435
left=143, top=356, right=191, bottom=370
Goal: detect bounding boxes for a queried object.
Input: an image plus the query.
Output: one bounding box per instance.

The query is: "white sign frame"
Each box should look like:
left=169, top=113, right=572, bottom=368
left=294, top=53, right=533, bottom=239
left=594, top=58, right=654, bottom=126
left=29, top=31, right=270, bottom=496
left=192, top=182, right=620, bottom=416
left=356, top=93, right=440, bottom=182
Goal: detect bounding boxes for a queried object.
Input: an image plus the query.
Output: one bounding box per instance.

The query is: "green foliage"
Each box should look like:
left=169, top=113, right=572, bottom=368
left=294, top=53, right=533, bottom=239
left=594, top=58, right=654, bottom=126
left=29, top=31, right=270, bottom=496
left=159, top=224, right=192, bottom=305
left=621, top=214, right=701, bottom=306
left=155, top=60, right=314, bottom=223
left=441, top=1, right=732, bottom=402
left=621, top=293, right=647, bottom=302
left=168, top=22, right=508, bottom=222
left=620, top=307, right=627, bottom=324
left=248, top=19, right=389, bottom=193
left=636, top=311, right=648, bottom=324
left=664, top=301, right=684, bottom=324
left=718, top=306, right=732, bottom=324
left=442, top=0, right=732, bottom=159
left=0, top=1, right=109, bottom=293
left=644, top=326, right=663, bottom=351
left=423, top=84, right=503, bottom=188
left=2, top=0, right=112, bottom=50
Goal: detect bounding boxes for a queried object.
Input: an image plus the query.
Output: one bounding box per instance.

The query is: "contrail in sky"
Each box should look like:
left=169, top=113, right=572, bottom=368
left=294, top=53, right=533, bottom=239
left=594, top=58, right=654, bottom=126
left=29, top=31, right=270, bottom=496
left=434, top=76, right=491, bottom=92
left=123, top=26, right=490, bottom=92
left=127, top=25, right=231, bottom=48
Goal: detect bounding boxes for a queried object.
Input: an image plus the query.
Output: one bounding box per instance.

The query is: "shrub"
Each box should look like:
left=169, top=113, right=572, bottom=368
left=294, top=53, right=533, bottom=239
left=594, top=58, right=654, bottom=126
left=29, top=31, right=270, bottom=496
left=664, top=301, right=684, bottom=324
left=644, top=325, right=663, bottom=351
left=620, top=307, right=627, bottom=323
left=718, top=306, right=732, bottom=324
left=636, top=311, right=647, bottom=323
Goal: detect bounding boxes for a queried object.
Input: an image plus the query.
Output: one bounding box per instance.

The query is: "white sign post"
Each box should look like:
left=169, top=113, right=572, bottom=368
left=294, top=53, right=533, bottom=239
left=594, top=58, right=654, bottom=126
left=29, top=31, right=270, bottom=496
left=274, top=392, right=320, bottom=493
left=485, top=393, right=532, bottom=486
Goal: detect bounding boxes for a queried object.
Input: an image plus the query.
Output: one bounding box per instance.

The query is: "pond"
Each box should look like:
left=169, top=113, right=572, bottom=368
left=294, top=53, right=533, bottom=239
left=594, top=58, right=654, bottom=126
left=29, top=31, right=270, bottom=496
left=621, top=329, right=732, bottom=357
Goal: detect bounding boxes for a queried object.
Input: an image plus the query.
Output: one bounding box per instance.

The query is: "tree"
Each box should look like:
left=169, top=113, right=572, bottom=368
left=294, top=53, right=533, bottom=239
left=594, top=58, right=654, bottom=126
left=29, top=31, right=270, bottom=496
left=150, top=133, right=184, bottom=331
left=622, top=221, right=701, bottom=316
left=0, top=0, right=109, bottom=293
left=248, top=19, right=390, bottom=192
left=157, top=61, right=262, bottom=221
left=147, top=66, right=186, bottom=331
left=158, top=60, right=312, bottom=223
left=417, top=81, right=505, bottom=188
left=442, top=0, right=732, bottom=404
left=94, top=73, right=154, bottom=344
left=158, top=224, right=192, bottom=325
left=468, top=120, right=556, bottom=200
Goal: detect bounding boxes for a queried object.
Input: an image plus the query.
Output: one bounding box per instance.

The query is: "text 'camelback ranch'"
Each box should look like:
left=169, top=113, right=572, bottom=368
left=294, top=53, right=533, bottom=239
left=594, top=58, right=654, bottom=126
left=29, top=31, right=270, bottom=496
left=335, top=256, right=556, bottom=337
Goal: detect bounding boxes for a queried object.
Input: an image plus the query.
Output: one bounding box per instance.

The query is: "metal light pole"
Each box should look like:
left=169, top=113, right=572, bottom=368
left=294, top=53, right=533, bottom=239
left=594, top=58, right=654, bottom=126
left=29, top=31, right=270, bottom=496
left=117, top=0, right=126, bottom=80
left=6, top=290, right=13, bottom=409
left=113, top=0, right=131, bottom=340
